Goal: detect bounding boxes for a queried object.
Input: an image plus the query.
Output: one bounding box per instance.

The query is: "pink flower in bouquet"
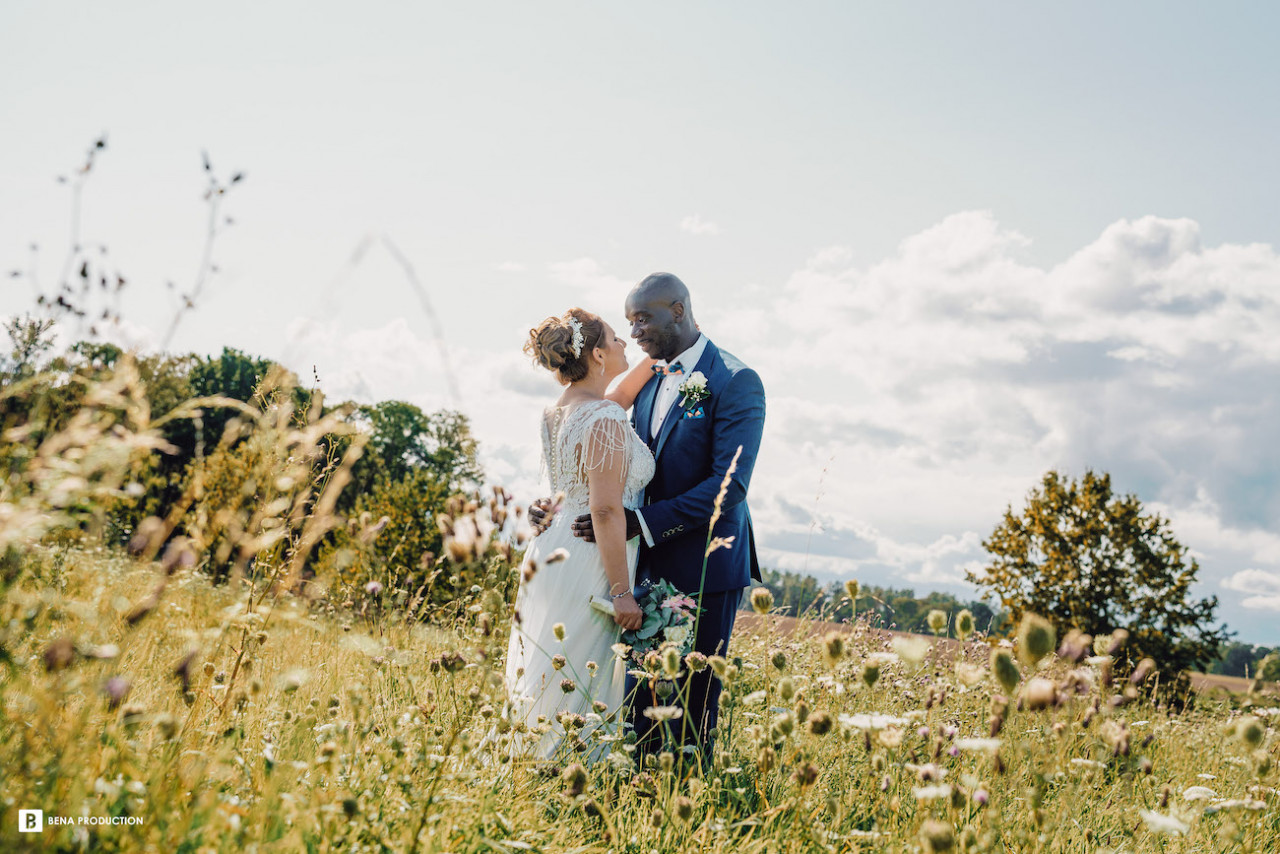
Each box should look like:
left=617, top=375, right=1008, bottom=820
left=660, top=595, right=697, bottom=614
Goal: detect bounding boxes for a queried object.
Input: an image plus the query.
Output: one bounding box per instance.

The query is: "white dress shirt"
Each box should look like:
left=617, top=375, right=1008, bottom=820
left=636, top=334, right=709, bottom=547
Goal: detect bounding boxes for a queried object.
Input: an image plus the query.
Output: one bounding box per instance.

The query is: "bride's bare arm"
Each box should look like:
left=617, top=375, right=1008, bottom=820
left=585, top=422, right=643, bottom=631
left=606, top=356, right=657, bottom=410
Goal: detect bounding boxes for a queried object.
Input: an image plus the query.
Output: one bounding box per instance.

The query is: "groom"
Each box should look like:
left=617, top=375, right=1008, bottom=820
left=571, top=272, right=766, bottom=755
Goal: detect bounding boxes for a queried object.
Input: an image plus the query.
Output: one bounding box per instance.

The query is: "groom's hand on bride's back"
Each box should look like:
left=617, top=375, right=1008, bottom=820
left=528, top=498, right=553, bottom=535
left=571, top=510, right=641, bottom=542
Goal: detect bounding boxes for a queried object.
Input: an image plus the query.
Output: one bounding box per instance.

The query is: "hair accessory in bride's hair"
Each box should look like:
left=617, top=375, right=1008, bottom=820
left=567, top=316, right=586, bottom=358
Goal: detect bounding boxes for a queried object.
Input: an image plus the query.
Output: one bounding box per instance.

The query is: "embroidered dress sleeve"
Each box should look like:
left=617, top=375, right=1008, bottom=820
left=577, top=402, right=630, bottom=486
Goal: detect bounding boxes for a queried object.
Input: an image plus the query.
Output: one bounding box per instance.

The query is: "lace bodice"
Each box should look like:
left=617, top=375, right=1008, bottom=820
left=541, top=400, right=654, bottom=514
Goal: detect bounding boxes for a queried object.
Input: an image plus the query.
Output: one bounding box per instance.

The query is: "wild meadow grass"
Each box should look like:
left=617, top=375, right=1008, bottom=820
left=3, top=537, right=1278, bottom=853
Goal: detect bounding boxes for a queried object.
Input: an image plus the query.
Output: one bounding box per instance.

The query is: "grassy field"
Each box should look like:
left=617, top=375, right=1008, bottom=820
left=2, top=544, right=1278, bottom=853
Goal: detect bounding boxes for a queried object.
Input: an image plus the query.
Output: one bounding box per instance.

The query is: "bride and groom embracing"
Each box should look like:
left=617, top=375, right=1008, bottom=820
left=503, top=272, right=766, bottom=764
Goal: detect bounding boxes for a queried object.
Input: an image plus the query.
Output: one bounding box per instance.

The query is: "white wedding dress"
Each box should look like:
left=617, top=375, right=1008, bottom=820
left=504, top=399, right=655, bottom=760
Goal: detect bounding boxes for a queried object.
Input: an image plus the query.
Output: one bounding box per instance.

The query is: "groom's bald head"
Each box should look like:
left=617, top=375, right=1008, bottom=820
left=626, top=272, right=700, bottom=361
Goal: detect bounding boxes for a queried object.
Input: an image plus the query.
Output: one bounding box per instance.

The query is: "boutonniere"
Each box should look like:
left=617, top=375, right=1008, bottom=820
left=677, top=371, right=710, bottom=407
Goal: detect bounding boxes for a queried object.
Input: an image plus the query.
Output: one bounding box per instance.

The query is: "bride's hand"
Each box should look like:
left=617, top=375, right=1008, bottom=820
left=611, top=593, right=643, bottom=631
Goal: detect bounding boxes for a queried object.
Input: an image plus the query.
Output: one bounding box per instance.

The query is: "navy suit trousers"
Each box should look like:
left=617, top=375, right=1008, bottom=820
left=627, top=587, right=743, bottom=754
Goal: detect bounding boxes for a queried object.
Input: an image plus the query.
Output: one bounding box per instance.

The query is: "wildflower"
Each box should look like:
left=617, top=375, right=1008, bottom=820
left=552, top=654, right=567, bottom=671
left=1236, top=716, right=1265, bottom=747
left=955, top=661, right=985, bottom=687
left=844, top=578, right=860, bottom=601
left=892, top=636, right=930, bottom=666
left=1183, top=785, right=1217, bottom=802
left=913, top=784, right=953, bottom=802
left=685, top=652, right=708, bottom=672
left=878, top=726, right=903, bottom=749
left=927, top=609, right=948, bottom=634
left=991, top=649, right=1020, bottom=694
left=102, top=676, right=131, bottom=709
left=1016, top=613, right=1055, bottom=667
left=559, top=678, right=576, bottom=694
left=1021, top=677, right=1058, bottom=711
left=643, top=706, right=683, bottom=723
left=750, top=587, right=774, bottom=615
left=1139, top=810, right=1189, bottom=836
left=562, top=762, right=588, bottom=797
left=955, top=609, right=974, bottom=640
left=955, top=737, right=1001, bottom=753
left=611, top=642, right=631, bottom=660
left=919, top=818, right=955, bottom=852
left=364, top=580, right=383, bottom=596
left=553, top=622, right=566, bottom=642
left=586, top=660, right=598, bottom=676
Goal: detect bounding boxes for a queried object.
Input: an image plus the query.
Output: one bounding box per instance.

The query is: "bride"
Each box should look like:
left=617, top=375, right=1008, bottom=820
left=504, top=307, right=655, bottom=760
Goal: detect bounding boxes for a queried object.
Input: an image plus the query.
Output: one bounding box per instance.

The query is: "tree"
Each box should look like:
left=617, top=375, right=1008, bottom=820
left=969, top=470, right=1231, bottom=680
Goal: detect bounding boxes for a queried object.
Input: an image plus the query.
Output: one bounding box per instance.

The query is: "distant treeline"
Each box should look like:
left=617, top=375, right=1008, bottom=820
left=1, top=317, right=485, bottom=610
left=746, top=566, right=1007, bottom=636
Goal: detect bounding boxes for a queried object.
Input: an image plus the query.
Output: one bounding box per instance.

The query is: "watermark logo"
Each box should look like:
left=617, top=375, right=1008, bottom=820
left=18, top=810, right=43, bottom=832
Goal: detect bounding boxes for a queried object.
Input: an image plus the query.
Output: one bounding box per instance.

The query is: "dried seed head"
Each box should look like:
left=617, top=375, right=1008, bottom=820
left=43, top=637, right=76, bottom=672
left=792, top=761, right=820, bottom=788
left=553, top=622, right=567, bottom=642
left=559, top=678, right=576, bottom=694
left=821, top=631, right=845, bottom=667
left=1057, top=629, right=1092, bottom=664
left=779, top=676, right=796, bottom=702
left=749, top=587, right=774, bottom=615
left=862, top=663, right=880, bottom=688
left=661, top=646, right=681, bottom=676
left=955, top=609, right=975, bottom=640
left=1016, top=613, right=1056, bottom=667
left=562, top=762, right=588, bottom=796
left=1129, top=658, right=1157, bottom=686
left=1237, top=716, right=1265, bottom=748
left=920, top=819, right=955, bottom=852
left=991, top=649, right=1021, bottom=694
left=1106, top=628, right=1129, bottom=656
left=927, top=610, right=948, bottom=634
left=673, top=795, right=694, bottom=822
left=551, top=654, right=567, bottom=671
left=685, top=652, right=708, bottom=672
left=807, top=711, right=833, bottom=736
left=843, top=579, right=860, bottom=601
left=769, top=649, right=787, bottom=671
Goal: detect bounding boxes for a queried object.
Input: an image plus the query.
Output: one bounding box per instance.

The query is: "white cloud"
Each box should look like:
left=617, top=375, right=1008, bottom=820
left=494, top=261, right=526, bottom=273
left=1222, top=570, right=1280, bottom=611
left=680, top=214, right=722, bottom=236
left=708, top=210, right=1280, bottom=637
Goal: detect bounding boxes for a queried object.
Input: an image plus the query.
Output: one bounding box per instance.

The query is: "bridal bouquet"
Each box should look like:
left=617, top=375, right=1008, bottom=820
left=590, top=579, right=699, bottom=664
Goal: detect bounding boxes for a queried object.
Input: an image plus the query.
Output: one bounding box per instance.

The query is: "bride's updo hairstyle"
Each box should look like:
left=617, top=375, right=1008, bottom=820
left=524, top=308, right=606, bottom=385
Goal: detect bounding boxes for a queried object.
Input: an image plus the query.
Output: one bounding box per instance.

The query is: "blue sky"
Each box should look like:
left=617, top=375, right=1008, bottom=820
left=3, top=2, right=1279, bottom=642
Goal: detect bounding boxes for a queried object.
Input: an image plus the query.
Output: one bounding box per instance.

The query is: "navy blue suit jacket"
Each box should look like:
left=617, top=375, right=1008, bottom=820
left=633, top=340, right=765, bottom=595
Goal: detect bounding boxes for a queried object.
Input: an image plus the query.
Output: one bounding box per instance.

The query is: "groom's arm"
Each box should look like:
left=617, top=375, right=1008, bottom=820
left=636, top=368, right=765, bottom=545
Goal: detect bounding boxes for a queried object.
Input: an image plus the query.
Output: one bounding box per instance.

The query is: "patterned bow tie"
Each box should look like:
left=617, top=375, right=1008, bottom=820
left=652, top=361, right=683, bottom=376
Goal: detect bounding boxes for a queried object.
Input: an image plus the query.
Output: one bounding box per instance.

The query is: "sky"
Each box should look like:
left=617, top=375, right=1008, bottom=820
left=3, top=2, right=1279, bottom=643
